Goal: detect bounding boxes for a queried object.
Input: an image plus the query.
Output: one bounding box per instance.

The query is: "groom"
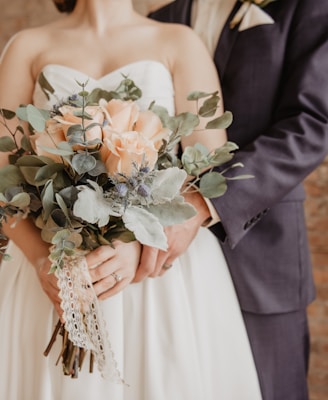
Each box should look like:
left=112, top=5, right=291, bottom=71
left=134, top=0, right=328, bottom=399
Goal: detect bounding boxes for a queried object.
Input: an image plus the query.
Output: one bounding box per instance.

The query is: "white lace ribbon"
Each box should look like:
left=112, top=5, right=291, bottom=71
left=55, top=253, right=124, bottom=383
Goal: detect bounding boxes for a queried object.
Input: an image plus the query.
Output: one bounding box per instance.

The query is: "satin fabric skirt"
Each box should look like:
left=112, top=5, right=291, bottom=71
left=0, top=228, right=262, bottom=400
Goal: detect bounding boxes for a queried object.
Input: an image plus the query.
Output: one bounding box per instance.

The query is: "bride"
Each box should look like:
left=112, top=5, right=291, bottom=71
left=0, top=0, right=262, bottom=399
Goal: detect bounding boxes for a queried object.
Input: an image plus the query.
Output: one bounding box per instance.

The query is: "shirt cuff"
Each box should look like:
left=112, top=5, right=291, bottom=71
left=202, top=197, right=220, bottom=227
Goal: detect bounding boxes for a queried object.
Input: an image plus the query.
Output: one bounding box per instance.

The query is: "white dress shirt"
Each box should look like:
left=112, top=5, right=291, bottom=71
left=191, top=0, right=236, bottom=55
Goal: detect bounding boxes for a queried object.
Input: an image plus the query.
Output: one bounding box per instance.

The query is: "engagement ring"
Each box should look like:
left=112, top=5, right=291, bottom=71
left=111, top=272, right=122, bottom=283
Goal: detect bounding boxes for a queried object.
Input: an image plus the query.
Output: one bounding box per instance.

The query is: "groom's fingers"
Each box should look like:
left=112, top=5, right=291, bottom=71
left=133, top=245, right=158, bottom=282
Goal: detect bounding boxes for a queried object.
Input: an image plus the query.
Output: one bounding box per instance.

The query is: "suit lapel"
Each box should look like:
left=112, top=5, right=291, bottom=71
left=171, top=0, right=193, bottom=24
left=215, top=2, right=241, bottom=77
left=172, top=0, right=241, bottom=78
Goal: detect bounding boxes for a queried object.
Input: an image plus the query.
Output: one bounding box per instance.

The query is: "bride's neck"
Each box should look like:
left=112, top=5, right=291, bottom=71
left=70, top=0, right=135, bottom=33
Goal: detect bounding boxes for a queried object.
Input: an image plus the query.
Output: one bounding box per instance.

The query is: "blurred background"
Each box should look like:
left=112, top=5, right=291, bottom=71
left=0, top=1, right=327, bottom=399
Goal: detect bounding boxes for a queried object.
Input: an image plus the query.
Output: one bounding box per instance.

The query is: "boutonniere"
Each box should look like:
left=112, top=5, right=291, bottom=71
left=230, top=0, right=277, bottom=31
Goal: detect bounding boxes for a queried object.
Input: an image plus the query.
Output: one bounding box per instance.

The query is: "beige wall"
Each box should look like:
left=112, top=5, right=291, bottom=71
left=1, top=1, right=328, bottom=399
left=0, top=0, right=60, bottom=51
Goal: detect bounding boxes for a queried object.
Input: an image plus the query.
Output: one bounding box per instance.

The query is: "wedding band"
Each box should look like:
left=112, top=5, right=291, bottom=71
left=162, top=263, right=173, bottom=270
left=111, top=272, right=122, bottom=283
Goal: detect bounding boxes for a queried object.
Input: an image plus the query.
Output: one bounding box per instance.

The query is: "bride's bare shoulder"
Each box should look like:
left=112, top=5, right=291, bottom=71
left=0, top=22, right=62, bottom=63
left=150, top=21, right=206, bottom=51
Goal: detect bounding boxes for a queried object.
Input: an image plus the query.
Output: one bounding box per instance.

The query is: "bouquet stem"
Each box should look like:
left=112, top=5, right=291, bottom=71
left=44, top=319, right=94, bottom=378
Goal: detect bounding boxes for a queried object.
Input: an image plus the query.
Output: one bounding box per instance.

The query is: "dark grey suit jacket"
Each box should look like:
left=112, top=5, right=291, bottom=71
left=151, top=0, right=328, bottom=314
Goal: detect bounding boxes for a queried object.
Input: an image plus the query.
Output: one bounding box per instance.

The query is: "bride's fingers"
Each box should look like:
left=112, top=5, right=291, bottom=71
left=92, top=269, right=121, bottom=296
left=85, top=245, right=115, bottom=270
left=97, top=278, right=128, bottom=300
left=158, top=260, right=174, bottom=276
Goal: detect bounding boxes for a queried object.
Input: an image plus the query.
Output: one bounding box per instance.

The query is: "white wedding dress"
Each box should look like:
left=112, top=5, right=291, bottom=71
left=0, top=61, right=262, bottom=400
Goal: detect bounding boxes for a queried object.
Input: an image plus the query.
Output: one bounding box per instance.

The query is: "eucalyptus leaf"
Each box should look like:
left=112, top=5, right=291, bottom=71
left=26, top=105, right=48, bottom=132
left=199, top=172, right=228, bottom=198
left=85, top=122, right=101, bottom=131
left=181, top=144, right=210, bottom=176
left=149, top=104, right=171, bottom=126
left=74, top=110, right=93, bottom=120
left=205, top=111, right=233, bottom=130
left=51, top=228, right=71, bottom=245
left=227, top=174, right=255, bottom=180
left=67, top=124, right=84, bottom=137
left=172, top=112, right=200, bottom=137
left=41, top=180, right=55, bottom=221
left=21, top=134, right=33, bottom=152
left=88, top=88, right=115, bottom=103
left=15, top=154, right=54, bottom=167
left=0, top=165, right=25, bottom=193
left=38, top=144, right=74, bottom=157
left=65, top=231, right=83, bottom=248
left=187, top=91, right=218, bottom=101
left=8, top=192, right=30, bottom=208
left=15, top=106, right=28, bottom=121
left=199, top=94, right=220, bottom=118
left=0, top=136, right=17, bottom=152
left=55, top=193, right=70, bottom=219
left=5, top=186, right=24, bottom=200
left=35, top=163, right=65, bottom=181
left=51, top=208, right=69, bottom=227
left=38, top=72, right=55, bottom=100
left=58, top=186, right=78, bottom=208
left=72, top=152, right=97, bottom=174
left=19, top=166, right=49, bottom=186
left=0, top=108, right=16, bottom=120
left=88, top=160, right=107, bottom=176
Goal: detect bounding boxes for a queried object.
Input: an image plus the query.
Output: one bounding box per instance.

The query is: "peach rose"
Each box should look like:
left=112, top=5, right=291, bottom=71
left=101, top=99, right=170, bottom=150
left=30, top=119, right=66, bottom=163
left=134, top=110, right=171, bottom=149
left=54, top=105, right=104, bottom=146
left=101, top=130, right=158, bottom=176
left=100, top=99, right=140, bottom=133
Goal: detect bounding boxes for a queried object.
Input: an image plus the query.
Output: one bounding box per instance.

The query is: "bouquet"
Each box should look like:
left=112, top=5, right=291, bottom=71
left=0, top=75, right=249, bottom=380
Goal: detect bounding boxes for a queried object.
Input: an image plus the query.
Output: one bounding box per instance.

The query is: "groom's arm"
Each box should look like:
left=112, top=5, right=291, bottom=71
left=210, top=0, right=328, bottom=248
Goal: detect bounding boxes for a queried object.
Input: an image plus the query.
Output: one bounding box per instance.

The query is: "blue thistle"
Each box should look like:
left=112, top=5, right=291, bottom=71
left=137, top=183, right=151, bottom=198
left=115, top=183, right=128, bottom=197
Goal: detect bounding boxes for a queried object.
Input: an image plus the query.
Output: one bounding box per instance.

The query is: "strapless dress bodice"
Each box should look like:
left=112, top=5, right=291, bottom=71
left=32, top=60, right=175, bottom=114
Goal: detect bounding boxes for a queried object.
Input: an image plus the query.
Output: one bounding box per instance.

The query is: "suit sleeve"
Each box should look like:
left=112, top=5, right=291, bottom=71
left=211, top=0, right=328, bottom=248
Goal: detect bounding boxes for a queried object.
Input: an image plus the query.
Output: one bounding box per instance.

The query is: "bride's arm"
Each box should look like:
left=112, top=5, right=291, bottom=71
left=0, top=32, right=66, bottom=316
left=135, top=25, right=226, bottom=281
left=0, top=31, right=142, bottom=305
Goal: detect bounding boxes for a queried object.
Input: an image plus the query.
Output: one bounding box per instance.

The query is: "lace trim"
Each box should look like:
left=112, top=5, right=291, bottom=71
left=55, top=254, right=124, bottom=383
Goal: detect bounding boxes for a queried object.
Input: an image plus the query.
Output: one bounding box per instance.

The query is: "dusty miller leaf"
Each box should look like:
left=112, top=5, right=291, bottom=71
left=122, top=206, right=167, bottom=250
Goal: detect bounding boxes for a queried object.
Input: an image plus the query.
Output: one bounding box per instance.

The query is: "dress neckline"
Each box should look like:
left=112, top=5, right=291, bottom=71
left=38, top=60, right=172, bottom=82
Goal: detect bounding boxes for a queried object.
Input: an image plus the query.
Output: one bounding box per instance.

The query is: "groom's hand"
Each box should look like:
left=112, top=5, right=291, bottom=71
left=133, top=191, right=211, bottom=282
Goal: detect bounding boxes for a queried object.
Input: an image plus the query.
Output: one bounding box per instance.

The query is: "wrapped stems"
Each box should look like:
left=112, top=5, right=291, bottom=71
left=44, top=319, right=94, bottom=378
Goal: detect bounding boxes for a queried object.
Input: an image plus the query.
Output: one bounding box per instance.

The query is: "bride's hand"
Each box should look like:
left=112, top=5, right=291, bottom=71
left=36, top=258, right=64, bottom=321
left=86, top=240, right=141, bottom=300
left=133, top=191, right=211, bottom=282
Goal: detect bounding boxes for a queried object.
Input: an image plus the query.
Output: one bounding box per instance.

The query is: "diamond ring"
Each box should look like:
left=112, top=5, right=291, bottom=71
left=111, top=272, right=123, bottom=283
